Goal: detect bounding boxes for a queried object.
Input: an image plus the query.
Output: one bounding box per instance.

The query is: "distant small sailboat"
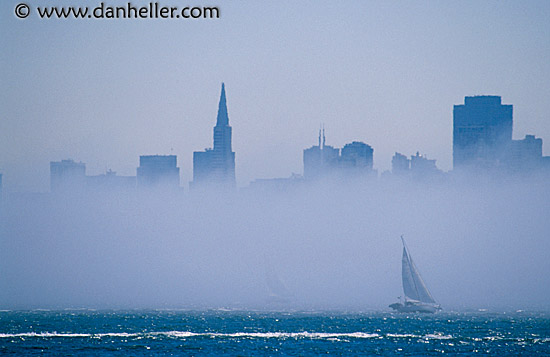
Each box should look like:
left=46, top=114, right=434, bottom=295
left=389, top=236, right=441, bottom=313
left=264, top=257, right=294, bottom=304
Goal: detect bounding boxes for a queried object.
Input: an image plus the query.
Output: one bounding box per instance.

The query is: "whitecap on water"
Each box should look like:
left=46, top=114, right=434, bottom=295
left=0, top=333, right=90, bottom=338
left=423, top=333, right=453, bottom=340
left=386, top=333, right=420, bottom=338
left=150, top=331, right=379, bottom=339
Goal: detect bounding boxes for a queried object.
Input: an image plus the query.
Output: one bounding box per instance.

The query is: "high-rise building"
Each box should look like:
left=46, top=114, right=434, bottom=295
left=340, top=141, right=374, bottom=170
left=303, top=131, right=376, bottom=180
left=137, top=155, right=180, bottom=189
left=392, top=152, right=410, bottom=175
left=192, top=83, right=236, bottom=188
left=453, top=96, right=513, bottom=170
left=303, top=129, right=339, bottom=180
left=507, top=135, right=543, bottom=172
left=50, top=159, right=86, bottom=192
left=410, top=152, right=439, bottom=177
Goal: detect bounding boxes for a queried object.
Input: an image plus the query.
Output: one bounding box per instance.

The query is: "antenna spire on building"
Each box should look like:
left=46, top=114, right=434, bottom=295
left=322, top=124, right=326, bottom=149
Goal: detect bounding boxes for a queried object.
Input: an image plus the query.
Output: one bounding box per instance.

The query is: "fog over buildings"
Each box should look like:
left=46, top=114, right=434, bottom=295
left=1, top=1, right=550, bottom=311
left=1, top=86, right=549, bottom=311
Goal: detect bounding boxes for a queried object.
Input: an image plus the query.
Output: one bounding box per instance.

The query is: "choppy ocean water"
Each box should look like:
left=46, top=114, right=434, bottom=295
left=1, top=310, right=549, bottom=355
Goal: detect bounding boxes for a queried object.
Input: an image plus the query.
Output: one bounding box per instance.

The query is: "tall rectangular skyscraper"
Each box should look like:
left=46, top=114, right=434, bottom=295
left=192, top=83, right=236, bottom=189
left=303, top=129, right=339, bottom=180
left=453, top=96, right=513, bottom=170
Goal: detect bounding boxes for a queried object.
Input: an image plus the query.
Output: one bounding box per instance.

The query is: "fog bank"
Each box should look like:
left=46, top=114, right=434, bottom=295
left=1, top=178, right=549, bottom=311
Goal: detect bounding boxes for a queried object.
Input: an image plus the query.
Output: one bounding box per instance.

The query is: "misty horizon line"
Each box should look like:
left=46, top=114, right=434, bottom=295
left=1, top=91, right=550, bottom=194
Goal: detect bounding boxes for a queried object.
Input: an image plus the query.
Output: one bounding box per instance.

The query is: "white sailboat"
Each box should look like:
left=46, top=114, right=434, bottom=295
left=389, top=236, right=441, bottom=313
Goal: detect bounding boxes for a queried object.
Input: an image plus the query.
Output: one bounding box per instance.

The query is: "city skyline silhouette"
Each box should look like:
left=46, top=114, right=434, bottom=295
left=2, top=1, right=550, bottom=192
left=0, top=87, right=549, bottom=195
left=5, top=88, right=550, bottom=194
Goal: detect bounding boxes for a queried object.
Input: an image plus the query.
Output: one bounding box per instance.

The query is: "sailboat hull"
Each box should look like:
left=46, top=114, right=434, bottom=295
left=389, top=302, right=440, bottom=313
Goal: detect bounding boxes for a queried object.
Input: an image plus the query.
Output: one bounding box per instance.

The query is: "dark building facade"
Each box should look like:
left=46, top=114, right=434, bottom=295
left=410, top=152, right=440, bottom=178
left=453, top=96, right=513, bottom=170
left=340, top=141, right=374, bottom=171
left=303, top=130, right=375, bottom=180
left=392, top=152, right=410, bottom=175
left=192, top=83, right=236, bottom=188
left=391, top=152, right=441, bottom=179
left=303, top=129, right=339, bottom=180
left=137, top=155, right=180, bottom=189
left=507, top=134, right=543, bottom=172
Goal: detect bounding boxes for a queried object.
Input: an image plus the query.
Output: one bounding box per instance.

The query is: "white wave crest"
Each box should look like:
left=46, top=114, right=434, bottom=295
left=159, top=331, right=379, bottom=339
left=386, top=333, right=420, bottom=338
left=0, top=332, right=91, bottom=338
left=152, top=331, right=199, bottom=338
left=0, top=331, right=379, bottom=340
left=95, top=333, right=139, bottom=338
left=423, top=333, right=453, bottom=340
left=0, top=332, right=139, bottom=338
left=385, top=333, right=453, bottom=340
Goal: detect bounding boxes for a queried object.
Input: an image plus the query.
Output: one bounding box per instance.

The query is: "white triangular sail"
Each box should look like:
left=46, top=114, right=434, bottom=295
left=266, top=267, right=292, bottom=299
left=401, top=239, right=436, bottom=304
left=264, top=257, right=293, bottom=300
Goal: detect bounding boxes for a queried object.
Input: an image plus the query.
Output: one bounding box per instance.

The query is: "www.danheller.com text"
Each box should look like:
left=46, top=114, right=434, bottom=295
left=16, top=2, right=220, bottom=20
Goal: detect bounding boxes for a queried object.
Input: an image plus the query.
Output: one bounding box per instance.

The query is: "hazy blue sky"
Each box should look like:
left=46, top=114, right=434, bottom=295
left=2, top=0, right=550, bottom=191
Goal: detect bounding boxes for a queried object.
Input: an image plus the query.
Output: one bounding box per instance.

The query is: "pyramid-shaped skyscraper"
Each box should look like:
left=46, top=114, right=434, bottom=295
left=192, top=83, right=236, bottom=188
